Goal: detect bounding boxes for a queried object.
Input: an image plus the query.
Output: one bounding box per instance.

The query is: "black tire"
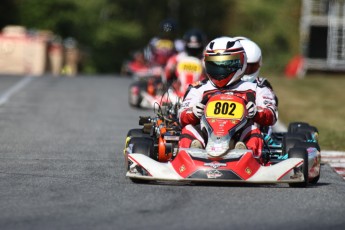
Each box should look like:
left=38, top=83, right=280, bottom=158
left=127, top=128, right=150, bottom=138
left=127, top=137, right=155, bottom=184
left=282, top=134, right=303, bottom=155
left=288, top=147, right=309, bottom=188
left=294, top=141, right=321, bottom=152
left=288, top=122, right=310, bottom=133
left=124, top=129, right=150, bottom=151
left=128, top=137, right=154, bottom=158
left=284, top=133, right=307, bottom=142
left=130, top=178, right=150, bottom=184
left=294, top=130, right=313, bottom=141
left=295, top=126, right=319, bottom=142
left=288, top=122, right=319, bottom=141
left=294, top=142, right=321, bottom=184
left=309, top=172, right=320, bottom=184
left=128, top=81, right=147, bottom=108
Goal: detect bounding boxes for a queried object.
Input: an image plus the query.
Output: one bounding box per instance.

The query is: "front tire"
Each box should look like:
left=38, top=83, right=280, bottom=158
left=129, top=81, right=147, bottom=108
left=129, top=137, right=154, bottom=158
left=127, top=137, right=155, bottom=184
left=288, top=147, right=309, bottom=188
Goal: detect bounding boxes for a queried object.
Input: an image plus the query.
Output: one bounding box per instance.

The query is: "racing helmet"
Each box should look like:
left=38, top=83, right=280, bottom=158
left=183, top=29, right=206, bottom=57
left=159, top=19, right=177, bottom=39
left=204, top=37, right=247, bottom=88
left=234, top=37, right=262, bottom=82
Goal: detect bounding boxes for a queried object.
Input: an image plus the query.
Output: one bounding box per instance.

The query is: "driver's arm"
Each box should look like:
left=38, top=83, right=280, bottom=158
left=254, top=85, right=278, bottom=127
left=178, top=87, right=203, bottom=127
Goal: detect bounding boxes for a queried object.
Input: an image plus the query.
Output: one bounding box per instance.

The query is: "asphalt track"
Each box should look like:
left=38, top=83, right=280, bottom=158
left=0, top=75, right=345, bottom=230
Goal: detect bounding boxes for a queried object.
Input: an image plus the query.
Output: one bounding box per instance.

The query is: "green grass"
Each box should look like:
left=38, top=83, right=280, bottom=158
left=266, top=73, right=345, bottom=151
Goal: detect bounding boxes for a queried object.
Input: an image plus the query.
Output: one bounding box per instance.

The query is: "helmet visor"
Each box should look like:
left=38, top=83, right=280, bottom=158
left=205, top=55, right=243, bottom=80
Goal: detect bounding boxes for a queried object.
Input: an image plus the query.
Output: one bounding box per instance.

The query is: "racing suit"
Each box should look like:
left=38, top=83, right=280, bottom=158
left=250, top=76, right=279, bottom=137
left=144, top=37, right=177, bottom=67
left=178, top=79, right=278, bottom=158
left=164, top=52, right=205, bottom=96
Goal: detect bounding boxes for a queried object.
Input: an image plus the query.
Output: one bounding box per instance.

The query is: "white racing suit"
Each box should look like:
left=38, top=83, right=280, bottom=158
left=178, top=79, right=278, bottom=158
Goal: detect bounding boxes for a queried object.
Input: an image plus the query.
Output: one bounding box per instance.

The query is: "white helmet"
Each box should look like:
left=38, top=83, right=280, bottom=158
left=234, top=37, right=262, bottom=82
left=204, top=37, right=247, bottom=88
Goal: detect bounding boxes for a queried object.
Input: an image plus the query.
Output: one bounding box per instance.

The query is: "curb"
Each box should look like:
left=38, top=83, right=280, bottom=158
left=322, top=150, right=345, bottom=180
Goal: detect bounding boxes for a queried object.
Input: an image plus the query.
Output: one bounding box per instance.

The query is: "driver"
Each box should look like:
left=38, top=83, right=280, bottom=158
left=235, top=37, right=279, bottom=139
left=144, top=19, right=178, bottom=67
left=178, top=36, right=278, bottom=159
left=164, top=28, right=207, bottom=95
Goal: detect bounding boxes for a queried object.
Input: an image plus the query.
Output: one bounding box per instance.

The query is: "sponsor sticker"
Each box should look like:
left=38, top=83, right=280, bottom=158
left=206, top=170, right=223, bottom=179
left=204, top=162, right=227, bottom=169
left=245, top=167, right=252, bottom=175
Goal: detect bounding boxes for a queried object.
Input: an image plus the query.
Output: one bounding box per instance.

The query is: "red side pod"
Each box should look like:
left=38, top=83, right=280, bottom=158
left=232, top=152, right=261, bottom=180
left=171, top=150, right=204, bottom=178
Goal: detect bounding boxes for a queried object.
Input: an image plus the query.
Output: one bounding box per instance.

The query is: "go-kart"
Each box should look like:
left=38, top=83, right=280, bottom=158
left=124, top=93, right=321, bottom=187
left=128, top=55, right=204, bottom=109
left=128, top=66, right=178, bottom=109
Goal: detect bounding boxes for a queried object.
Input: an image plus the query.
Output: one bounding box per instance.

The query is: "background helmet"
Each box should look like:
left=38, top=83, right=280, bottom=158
left=159, top=19, right=177, bottom=39
left=204, top=37, right=247, bottom=88
left=183, top=29, right=206, bottom=57
left=234, top=37, right=262, bottom=82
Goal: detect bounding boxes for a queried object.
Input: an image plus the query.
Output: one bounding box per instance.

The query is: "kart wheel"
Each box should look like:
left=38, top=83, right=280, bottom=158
left=130, top=178, right=150, bottom=184
left=125, top=129, right=150, bottom=151
left=128, top=87, right=142, bottom=108
left=294, top=142, right=321, bottom=184
left=282, top=134, right=303, bottom=155
left=288, top=147, right=309, bottom=188
left=296, top=126, right=319, bottom=142
left=294, top=141, right=321, bottom=152
left=288, top=122, right=319, bottom=141
left=288, top=122, right=310, bottom=133
left=127, top=137, right=155, bottom=184
left=127, top=128, right=150, bottom=138
left=309, top=173, right=320, bottom=184
left=128, top=137, right=155, bottom=159
left=284, top=132, right=307, bottom=142
left=129, top=81, right=147, bottom=108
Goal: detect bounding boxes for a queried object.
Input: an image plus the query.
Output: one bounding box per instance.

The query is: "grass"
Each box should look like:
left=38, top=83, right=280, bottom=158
left=266, top=73, right=345, bottom=151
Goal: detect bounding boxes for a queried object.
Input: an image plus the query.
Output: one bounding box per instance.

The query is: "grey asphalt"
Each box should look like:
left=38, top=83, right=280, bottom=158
left=0, top=75, right=344, bottom=230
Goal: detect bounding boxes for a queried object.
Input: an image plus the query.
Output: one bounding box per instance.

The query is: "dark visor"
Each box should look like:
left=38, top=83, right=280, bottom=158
left=205, top=59, right=242, bottom=80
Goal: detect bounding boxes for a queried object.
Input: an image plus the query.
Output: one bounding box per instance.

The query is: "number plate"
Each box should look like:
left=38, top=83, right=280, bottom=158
left=205, top=100, right=244, bottom=119
left=177, top=62, right=202, bottom=74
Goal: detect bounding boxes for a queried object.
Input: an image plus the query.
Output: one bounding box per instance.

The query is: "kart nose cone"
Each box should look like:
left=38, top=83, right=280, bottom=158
left=206, top=136, right=230, bottom=158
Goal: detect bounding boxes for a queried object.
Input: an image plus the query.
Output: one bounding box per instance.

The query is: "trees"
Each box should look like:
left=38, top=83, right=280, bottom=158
left=0, top=0, right=301, bottom=74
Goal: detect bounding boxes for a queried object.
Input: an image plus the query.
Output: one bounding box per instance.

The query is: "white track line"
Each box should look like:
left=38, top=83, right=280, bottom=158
left=0, top=76, right=33, bottom=106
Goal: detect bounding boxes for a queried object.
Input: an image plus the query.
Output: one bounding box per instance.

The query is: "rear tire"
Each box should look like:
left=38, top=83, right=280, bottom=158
left=288, top=147, right=309, bottom=188
left=294, top=142, right=321, bottom=184
left=288, top=122, right=310, bottom=133
left=288, top=122, right=318, bottom=141
left=282, top=134, right=303, bottom=155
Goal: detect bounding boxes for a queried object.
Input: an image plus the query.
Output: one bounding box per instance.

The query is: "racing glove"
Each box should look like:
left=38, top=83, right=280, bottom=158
left=246, top=101, right=257, bottom=119
left=192, top=102, right=205, bottom=119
